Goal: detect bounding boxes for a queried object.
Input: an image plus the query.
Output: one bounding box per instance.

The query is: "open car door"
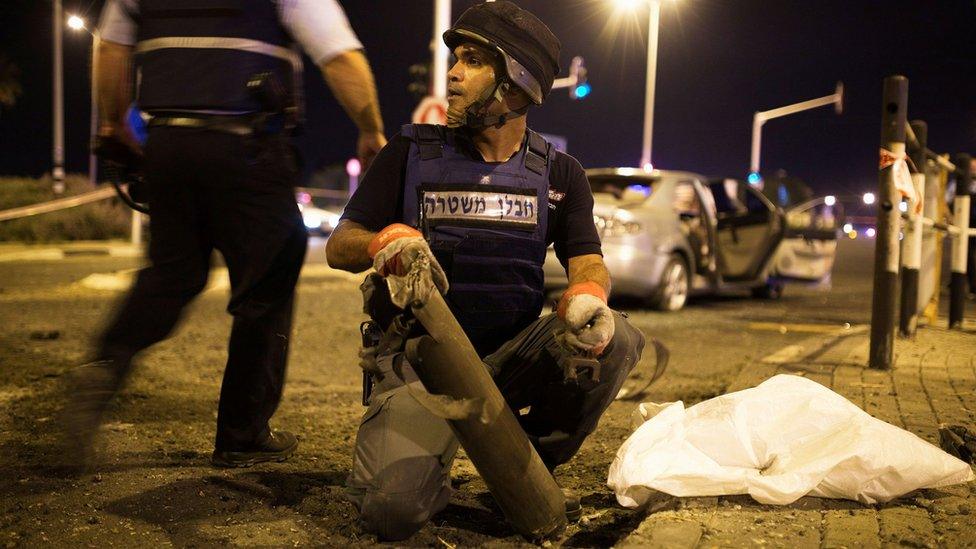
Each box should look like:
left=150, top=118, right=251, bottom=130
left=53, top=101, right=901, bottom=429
left=706, top=179, right=783, bottom=282
left=772, top=198, right=839, bottom=283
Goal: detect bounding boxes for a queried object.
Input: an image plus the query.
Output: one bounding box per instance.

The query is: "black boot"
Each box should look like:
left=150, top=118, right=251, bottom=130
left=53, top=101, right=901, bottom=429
left=58, top=360, right=125, bottom=473
left=211, top=430, right=299, bottom=468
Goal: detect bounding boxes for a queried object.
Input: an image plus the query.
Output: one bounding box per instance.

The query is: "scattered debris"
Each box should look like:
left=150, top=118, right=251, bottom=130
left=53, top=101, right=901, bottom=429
left=939, top=425, right=976, bottom=464
left=28, top=330, right=60, bottom=341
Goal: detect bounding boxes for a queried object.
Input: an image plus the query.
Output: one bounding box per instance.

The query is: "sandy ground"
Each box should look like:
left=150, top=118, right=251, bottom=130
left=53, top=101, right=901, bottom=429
left=2, top=238, right=971, bottom=547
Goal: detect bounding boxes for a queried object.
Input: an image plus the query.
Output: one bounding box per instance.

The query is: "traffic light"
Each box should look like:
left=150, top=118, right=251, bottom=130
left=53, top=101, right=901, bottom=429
left=569, top=57, right=589, bottom=100
left=408, top=63, right=430, bottom=99
left=573, top=82, right=591, bottom=99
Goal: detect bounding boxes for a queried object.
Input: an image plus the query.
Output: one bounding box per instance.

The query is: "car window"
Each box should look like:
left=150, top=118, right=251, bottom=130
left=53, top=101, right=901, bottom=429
left=708, top=179, right=772, bottom=217
left=708, top=179, right=747, bottom=215
left=743, top=186, right=771, bottom=214
left=588, top=175, right=658, bottom=201
left=672, top=182, right=701, bottom=215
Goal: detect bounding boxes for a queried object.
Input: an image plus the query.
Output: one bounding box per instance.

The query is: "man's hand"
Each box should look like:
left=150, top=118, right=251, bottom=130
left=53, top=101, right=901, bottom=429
left=320, top=50, right=385, bottom=168
left=556, top=281, right=615, bottom=357
left=95, top=123, right=144, bottom=163
left=357, top=131, right=386, bottom=171
left=368, top=223, right=449, bottom=299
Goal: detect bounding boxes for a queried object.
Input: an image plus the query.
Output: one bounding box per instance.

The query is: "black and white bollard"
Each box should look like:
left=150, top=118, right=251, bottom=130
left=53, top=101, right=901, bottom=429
left=918, top=155, right=944, bottom=324
left=870, top=76, right=908, bottom=369
left=899, top=120, right=926, bottom=337
left=949, top=153, right=972, bottom=329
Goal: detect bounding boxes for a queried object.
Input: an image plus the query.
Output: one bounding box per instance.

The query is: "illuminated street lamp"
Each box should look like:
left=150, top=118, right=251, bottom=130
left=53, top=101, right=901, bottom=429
left=67, top=15, right=86, bottom=31
left=614, top=0, right=674, bottom=170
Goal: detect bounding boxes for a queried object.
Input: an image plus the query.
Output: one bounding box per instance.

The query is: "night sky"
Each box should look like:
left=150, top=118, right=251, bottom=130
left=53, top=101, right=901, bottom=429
left=1, top=0, right=974, bottom=197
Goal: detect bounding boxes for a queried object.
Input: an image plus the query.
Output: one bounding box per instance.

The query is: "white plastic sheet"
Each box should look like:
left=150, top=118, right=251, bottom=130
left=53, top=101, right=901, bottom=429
left=607, top=375, right=974, bottom=507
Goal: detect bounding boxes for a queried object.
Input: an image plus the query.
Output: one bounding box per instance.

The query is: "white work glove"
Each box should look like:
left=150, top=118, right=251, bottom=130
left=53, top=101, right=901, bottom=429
left=368, top=224, right=449, bottom=308
left=556, top=282, right=615, bottom=357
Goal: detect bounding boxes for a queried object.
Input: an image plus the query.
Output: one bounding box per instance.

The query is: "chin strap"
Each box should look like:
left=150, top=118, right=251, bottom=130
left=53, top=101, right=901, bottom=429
left=467, top=105, right=529, bottom=129
left=447, top=79, right=530, bottom=130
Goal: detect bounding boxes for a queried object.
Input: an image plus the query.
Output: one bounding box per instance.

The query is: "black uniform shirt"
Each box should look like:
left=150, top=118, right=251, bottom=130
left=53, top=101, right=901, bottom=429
left=341, top=131, right=603, bottom=267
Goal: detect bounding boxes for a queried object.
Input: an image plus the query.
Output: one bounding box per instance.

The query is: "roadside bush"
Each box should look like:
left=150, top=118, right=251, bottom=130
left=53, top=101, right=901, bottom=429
left=0, top=174, right=131, bottom=242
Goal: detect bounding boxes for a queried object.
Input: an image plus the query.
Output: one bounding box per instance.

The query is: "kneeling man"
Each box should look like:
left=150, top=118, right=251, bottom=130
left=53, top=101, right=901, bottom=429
left=326, top=1, right=645, bottom=540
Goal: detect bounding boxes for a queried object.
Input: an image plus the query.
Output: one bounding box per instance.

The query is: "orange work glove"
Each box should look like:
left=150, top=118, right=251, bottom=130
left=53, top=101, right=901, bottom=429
left=368, top=223, right=449, bottom=295
left=557, top=281, right=614, bottom=357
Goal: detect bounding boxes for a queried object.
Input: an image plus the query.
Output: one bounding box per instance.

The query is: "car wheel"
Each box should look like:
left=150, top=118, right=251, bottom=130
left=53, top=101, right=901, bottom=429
left=650, top=255, right=689, bottom=311
left=752, top=280, right=785, bottom=299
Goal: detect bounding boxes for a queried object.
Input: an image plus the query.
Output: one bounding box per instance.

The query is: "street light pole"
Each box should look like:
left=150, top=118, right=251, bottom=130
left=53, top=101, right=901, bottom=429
left=89, top=29, right=98, bottom=187
left=53, top=0, right=65, bottom=194
left=431, top=0, right=451, bottom=100
left=640, top=0, right=660, bottom=170
left=749, top=82, right=844, bottom=176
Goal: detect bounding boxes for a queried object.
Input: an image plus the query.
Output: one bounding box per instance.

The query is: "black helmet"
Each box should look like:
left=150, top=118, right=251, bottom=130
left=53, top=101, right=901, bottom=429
left=443, top=1, right=561, bottom=105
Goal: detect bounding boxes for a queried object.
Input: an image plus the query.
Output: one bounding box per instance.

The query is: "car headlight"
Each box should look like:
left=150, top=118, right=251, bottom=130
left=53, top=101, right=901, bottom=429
left=323, top=213, right=341, bottom=231
left=594, top=213, right=642, bottom=238
left=303, top=212, right=323, bottom=230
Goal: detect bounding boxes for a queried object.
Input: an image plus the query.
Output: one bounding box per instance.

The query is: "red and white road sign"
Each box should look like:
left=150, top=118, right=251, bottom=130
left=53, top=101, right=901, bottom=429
left=412, top=95, right=448, bottom=125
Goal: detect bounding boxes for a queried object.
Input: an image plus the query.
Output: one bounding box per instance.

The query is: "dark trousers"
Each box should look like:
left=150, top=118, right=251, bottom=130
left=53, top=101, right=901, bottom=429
left=488, top=313, right=646, bottom=468
left=346, top=312, right=645, bottom=540
left=97, top=127, right=308, bottom=451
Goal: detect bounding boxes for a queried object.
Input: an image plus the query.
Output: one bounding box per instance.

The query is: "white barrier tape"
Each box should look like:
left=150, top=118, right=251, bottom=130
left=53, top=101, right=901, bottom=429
left=0, top=187, right=116, bottom=222
left=880, top=147, right=921, bottom=213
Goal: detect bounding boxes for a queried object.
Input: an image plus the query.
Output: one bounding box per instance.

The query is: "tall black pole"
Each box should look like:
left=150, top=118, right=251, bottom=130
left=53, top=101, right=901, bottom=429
left=899, top=120, right=926, bottom=337
left=870, top=76, right=908, bottom=369
left=949, top=153, right=972, bottom=329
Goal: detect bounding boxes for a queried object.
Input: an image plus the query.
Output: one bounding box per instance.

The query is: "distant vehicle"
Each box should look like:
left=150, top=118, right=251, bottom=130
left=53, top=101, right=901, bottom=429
left=298, top=202, right=341, bottom=236
left=544, top=168, right=839, bottom=311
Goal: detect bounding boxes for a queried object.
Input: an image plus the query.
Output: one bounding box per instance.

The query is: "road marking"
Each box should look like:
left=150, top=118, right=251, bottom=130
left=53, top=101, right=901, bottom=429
left=78, top=268, right=231, bottom=292
left=761, top=344, right=806, bottom=364
left=77, top=263, right=362, bottom=292
left=77, top=269, right=140, bottom=291
left=747, top=321, right=866, bottom=334
left=0, top=249, right=65, bottom=262
left=755, top=323, right=867, bottom=365
left=0, top=244, right=141, bottom=263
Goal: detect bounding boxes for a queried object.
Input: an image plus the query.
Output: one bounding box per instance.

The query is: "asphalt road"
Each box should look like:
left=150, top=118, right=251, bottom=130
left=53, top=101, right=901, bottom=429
left=0, top=236, right=921, bottom=547
left=0, top=235, right=880, bottom=403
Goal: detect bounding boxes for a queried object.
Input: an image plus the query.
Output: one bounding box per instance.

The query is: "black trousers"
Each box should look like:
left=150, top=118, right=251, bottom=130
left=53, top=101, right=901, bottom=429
left=97, top=127, right=308, bottom=451
left=346, top=312, right=645, bottom=540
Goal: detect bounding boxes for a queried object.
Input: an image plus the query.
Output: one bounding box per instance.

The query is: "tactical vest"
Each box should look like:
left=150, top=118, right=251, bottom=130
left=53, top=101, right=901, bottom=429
left=133, top=0, right=300, bottom=114
left=402, top=124, right=553, bottom=355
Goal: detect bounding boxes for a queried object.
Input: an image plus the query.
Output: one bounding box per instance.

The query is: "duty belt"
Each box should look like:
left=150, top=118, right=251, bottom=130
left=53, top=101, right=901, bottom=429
left=147, top=115, right=254, bottom=136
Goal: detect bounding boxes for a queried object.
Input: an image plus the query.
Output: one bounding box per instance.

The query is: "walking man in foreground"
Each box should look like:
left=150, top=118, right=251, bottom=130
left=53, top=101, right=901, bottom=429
left=67, top=0, right=385, bottom=469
